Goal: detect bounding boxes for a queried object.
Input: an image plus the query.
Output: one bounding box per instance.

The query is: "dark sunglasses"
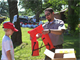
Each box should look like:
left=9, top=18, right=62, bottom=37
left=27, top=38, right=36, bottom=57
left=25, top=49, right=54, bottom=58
left=45, top=13, right=51, bottom=17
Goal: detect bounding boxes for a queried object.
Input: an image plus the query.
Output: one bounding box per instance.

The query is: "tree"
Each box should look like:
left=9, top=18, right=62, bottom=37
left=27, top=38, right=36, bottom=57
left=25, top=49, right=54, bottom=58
left=67, top=0, right=79, bottom=31
left=19, top=0, right=66, bottom=22
left=8, top=0, right=22, bottom=45
left=19, top=0, right=44, bottom=22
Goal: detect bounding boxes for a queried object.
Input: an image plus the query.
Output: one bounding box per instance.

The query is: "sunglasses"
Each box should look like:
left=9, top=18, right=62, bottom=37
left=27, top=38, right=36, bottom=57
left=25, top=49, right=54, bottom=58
left=45, top=13, right=51, bottom=17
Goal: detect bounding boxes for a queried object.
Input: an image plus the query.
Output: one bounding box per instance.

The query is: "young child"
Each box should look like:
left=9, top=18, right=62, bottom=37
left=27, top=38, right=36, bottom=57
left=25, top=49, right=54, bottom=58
left=1, top=22, right=18, bottom=60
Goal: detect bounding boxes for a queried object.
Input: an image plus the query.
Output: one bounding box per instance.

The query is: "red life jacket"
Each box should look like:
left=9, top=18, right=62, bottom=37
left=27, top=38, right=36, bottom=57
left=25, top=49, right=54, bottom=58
left=28, top=24, right=55, bottom=56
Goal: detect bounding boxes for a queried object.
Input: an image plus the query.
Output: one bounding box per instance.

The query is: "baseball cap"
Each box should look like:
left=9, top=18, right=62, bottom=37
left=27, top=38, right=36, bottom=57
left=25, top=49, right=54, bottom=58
left=3, top=22, right=18, bottom=32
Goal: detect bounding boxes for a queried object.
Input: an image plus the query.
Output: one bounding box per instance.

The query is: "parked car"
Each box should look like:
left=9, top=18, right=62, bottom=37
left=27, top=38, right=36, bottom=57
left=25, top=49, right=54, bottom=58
left=28, top=15, right=35, bottom=19
left=19, top=17, right=28, bottom=24
left=19, top=16, right=28, bottom=20
left=0, top=14, right=7, bottom=20
left=0, top=14, right=7, bottom=24
left=40, top=16, right=46, bottom=20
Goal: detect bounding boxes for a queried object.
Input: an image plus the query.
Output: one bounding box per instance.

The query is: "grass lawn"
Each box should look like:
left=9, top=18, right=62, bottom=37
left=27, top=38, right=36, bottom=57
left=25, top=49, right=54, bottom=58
left=0, top=18, right=79, bottom=60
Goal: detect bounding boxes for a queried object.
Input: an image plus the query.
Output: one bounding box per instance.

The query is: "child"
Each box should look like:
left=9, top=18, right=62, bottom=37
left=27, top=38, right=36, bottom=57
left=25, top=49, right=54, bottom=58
left=1, top=22, right=18, bottom=60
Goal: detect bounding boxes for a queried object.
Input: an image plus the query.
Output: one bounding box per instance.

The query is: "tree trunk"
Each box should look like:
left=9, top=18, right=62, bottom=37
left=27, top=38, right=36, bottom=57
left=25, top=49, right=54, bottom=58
left=8, top=0, right=22, bottom=45
left=68, top=0, right=74, bottom=15
left=36, top=12, right=40, bottom=22
left=36, top=3, right=52, bottom=22
left=68, top=0, right=75, bottom=31
left=36, top=9, right=43, bottom=22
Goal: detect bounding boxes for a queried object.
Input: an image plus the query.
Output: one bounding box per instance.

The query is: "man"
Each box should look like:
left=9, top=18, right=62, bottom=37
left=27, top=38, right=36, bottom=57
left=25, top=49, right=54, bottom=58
left=36, top=8, right=65, bottom=60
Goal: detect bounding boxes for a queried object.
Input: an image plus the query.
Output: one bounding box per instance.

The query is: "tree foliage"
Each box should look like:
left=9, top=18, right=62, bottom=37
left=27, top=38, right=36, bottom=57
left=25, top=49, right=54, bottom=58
left=19, top=0, right=67, bottom=22
left=19, top=0, right=42, bottom=14
left=19, top=0, right=67, bottom=13
left=44, top=0, right=67, bottom=11
left=66, top=0, right=79, bottom=31
left=0, top=1, right=9, bottom=16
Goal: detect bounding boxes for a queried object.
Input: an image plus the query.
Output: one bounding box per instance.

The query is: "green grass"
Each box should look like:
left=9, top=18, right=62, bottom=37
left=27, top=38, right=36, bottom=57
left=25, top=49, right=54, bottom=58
left=0, top=18, right=45, bottom=60
left=42, top=19, right=48, bottom=23
left=63, top=35, right=80, bottom=58
left=0, top=18, right=79, bottom=60
left=15, top=27, right=45, bottom=60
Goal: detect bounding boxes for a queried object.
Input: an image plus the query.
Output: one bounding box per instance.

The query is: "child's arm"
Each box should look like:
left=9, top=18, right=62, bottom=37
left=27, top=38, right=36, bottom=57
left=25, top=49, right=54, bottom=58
left=6, top=50, right=12, bottom=60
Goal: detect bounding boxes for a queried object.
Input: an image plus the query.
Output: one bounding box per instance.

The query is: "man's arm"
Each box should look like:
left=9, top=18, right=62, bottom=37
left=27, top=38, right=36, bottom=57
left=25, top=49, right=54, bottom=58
left=50, top=29, right=65, bottom=35
left=42, top=29, right=65, bottom=35
left=30, top=29, right=65, bottom=40
left=6, top=50, right=12, bottom=60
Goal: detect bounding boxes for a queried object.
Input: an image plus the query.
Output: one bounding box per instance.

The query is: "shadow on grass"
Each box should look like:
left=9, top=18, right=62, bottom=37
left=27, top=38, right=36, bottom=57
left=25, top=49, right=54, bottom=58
left=63, top=35, right=80, bottom=59
left=14, top=43, right=28, bottom=52
left=0, top=50, right=2, bottom=59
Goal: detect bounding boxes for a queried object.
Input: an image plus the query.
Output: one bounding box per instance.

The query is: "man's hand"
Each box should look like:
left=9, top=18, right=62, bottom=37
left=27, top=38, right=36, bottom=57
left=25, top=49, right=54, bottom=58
left=30, top=33, right=42, bottom=40
left=36, top=33, right=42, bottom=39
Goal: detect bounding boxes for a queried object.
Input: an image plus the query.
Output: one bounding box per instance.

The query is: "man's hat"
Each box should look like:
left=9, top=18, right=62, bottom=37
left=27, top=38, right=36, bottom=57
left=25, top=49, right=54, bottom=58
left=3, top=22, right=18, bottom=32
